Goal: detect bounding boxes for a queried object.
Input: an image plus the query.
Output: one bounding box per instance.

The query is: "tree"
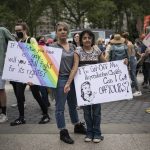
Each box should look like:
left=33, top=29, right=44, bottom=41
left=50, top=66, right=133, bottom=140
left=87, top=0, right=117, bottom=29
left=57, top=0, right=96, bottom=28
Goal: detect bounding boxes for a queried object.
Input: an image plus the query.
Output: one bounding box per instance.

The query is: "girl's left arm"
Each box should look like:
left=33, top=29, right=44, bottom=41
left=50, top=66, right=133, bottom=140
left=99, top=54, right=108, bottom=63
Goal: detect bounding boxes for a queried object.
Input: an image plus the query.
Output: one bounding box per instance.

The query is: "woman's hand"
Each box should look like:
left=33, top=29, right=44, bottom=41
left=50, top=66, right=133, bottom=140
left=27, top=82, right=33, bottom=86
left=64, top=83, right=70, bottom=93
left=123, top=58, right=128, bottom=65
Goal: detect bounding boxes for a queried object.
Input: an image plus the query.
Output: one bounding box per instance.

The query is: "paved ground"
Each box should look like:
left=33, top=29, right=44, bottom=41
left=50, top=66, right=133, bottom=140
left=3, top=74, right=150, bottom=126
left=0, top=73, right=150, bottom=150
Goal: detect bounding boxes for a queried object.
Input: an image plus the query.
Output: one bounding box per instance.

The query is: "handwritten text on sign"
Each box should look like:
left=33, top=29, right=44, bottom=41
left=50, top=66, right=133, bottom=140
left=2, top=41, right=62, bottom=88
left=74, top=61, right=133, bottom=106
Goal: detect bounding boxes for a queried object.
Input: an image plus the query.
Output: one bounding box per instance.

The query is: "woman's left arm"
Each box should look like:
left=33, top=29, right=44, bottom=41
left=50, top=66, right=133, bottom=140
left=64, top=53, right=80, bottom=93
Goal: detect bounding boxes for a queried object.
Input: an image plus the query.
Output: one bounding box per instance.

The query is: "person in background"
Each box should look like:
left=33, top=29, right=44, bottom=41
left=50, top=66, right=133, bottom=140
left=10, top=21, right=50, bottom=126
left=142, top=44, right=150, bottom=113
left=46, top=38, right=54, bottom=46
left=72, top=33, right=80, bottom=47
left=122, top=32, right=142, bottom=97
left=140, top=34, right=149, bottom=88
left=64, top=29, right=107, bottom=143
left=96, top=38, right=106, bottom=57
left=52, top=22, right=86, bottom=144
left=105, top=34, right=114, bottom=60
left=0, top=27, right=15, bottom=123
left=108, top=34, right=128, bottom=64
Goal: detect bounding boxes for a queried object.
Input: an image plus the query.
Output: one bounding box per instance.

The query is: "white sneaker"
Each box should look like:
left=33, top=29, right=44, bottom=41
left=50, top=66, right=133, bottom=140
left=93, top=138, right=101, bottom=143
left=0, top=114, right=8, bottom=123
left=11, top=103, right=26, bottom=108
left=11, top=103, right=17, bottom=107
left=133, top=91, right=142, bottom=97
left=84, top=137, right=92, bottom=142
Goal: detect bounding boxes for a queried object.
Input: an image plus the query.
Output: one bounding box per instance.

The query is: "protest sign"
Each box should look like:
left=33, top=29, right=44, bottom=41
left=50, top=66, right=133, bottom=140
left=2, top=41, right=62, bottom=88
left=74, top=60, right=133, bottom=106
left=143, top=33, right=150, bottom=48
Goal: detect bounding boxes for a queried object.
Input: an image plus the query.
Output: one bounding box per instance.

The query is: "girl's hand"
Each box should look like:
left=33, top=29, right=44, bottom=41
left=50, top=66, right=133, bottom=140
left=64, top=83, right=70, bottom=93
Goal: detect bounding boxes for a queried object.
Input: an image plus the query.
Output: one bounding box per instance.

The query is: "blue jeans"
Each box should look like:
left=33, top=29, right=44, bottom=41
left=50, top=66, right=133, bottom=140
left=82, top=104, right=102, bottom=139
left=54, top=77, right=79, bottom=129
left=129, top=56, right=139, bottom=91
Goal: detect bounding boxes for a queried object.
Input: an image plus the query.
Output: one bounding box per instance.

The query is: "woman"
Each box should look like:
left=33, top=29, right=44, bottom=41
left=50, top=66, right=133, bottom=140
left=72, top=33, right=80, bottom=47
left=10, top=21, right=50, bottom=126
left=52, top=22, right=86, bottom=144
left=64, top=29, right=107, bottom=143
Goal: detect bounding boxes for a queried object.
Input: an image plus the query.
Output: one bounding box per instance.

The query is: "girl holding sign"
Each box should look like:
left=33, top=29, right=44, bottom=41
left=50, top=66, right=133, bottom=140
left=64, top=29, right=107, bottom=143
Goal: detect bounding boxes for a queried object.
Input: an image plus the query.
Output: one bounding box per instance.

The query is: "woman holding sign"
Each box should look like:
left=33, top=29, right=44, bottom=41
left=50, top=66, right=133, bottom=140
left=64, top=29, right=107, bottom=143
left=52, top=22, right=86, bottom=144
left=10, top=21, right=50, bottom=126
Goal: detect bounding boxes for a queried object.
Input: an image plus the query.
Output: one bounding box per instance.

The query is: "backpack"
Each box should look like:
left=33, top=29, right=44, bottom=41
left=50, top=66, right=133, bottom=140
left=109, top=44, right=128, bottom=61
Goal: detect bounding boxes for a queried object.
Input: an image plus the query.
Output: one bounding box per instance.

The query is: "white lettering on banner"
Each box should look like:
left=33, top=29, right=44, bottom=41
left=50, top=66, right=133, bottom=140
left=74, top=61, right=133, bottom=106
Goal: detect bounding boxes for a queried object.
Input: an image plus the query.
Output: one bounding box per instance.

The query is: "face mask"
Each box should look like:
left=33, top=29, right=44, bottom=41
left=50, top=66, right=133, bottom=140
left=38, top=40, right=45, bottom=45
left=16, top=32, right=24, bottom=39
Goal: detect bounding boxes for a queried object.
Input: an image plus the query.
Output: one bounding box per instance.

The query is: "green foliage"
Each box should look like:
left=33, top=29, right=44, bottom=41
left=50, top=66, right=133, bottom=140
left=1, top=0, right=150, bottom=38
left=87, top=0, right=117, bottom=29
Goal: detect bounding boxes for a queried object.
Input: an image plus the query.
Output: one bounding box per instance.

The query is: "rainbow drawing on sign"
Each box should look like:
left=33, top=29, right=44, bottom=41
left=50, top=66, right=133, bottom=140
left=18, top=42, right=60, bottom=88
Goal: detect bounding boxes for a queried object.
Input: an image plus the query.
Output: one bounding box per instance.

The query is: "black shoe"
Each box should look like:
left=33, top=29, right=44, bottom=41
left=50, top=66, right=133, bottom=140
left=60, top=129, right=74, bottom=144
left=10, top=118, right=26, bottom=126
left=74, top=122, right=86, bottom=134
left=39, top=114, right=50, bottom=124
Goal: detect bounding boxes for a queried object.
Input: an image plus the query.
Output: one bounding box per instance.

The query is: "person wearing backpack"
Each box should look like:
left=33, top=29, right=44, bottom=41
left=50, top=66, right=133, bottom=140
left=109, top=34, right=128, bottom=62
left=10, top=21, right=50, bottom=126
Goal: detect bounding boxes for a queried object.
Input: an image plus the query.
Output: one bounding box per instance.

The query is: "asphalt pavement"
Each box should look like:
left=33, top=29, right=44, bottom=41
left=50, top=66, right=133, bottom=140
left=0, top=73, right=150, bottom=150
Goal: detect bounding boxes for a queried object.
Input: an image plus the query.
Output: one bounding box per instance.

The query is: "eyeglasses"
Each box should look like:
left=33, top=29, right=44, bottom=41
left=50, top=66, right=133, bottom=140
left=15, top=29, right=23, bottom=32
left=74, top=36, right=79, bottom=38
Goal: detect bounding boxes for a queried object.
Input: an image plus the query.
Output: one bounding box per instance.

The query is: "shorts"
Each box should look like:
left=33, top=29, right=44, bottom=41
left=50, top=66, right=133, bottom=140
left=0, top=75, right=6, bottom=89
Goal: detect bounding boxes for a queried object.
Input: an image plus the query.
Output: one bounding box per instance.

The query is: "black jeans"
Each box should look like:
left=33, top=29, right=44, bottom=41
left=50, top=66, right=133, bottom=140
left=15, top=82, right=48, bottom=118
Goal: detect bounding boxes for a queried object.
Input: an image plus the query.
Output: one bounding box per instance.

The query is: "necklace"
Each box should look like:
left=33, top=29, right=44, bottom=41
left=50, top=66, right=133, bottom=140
left=83, top=48, right=94, bottom=54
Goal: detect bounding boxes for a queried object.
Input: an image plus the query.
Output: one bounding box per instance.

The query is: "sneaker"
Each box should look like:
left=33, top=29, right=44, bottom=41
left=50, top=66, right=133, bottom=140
left=84, top=136, right=92, bottom=142
left=11, top=103, right=26, bottom=108
left=39, top=114, right=50, bottom=124
left=11, top=103, right=17, bottom=107
left=0, top=114, right=8, bottom=123
left=74, top=122, right=86, bottom=134
left=145, top=107, right=150, bottom=113
left=133, top=91, right=142, bottom=97
left=60, top=129, right=74, bottom=144
left=93, top=136, right=104, bottom=143
left=10, top=117, right=26, bottom=126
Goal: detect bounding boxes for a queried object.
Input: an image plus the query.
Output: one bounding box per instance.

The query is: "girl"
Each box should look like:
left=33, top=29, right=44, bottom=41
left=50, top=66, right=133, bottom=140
left=64, top=29, right=107, bottom=143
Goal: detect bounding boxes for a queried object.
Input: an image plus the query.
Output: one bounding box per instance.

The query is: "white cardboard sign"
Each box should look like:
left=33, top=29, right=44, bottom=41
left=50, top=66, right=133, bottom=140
left=74, top=60, right=133, bottom=106
left=143, top=33, right=150, bottom=48
left=2, top=41, right=62, bottom=88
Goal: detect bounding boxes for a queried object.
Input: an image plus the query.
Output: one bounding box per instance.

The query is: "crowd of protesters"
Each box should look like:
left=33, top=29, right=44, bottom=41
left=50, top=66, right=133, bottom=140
left=0, top=20, right=150, bottom=144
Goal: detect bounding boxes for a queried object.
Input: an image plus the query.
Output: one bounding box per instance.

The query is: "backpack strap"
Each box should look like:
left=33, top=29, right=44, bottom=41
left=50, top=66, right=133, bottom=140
left=26, top=37, right=31, bottom=43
